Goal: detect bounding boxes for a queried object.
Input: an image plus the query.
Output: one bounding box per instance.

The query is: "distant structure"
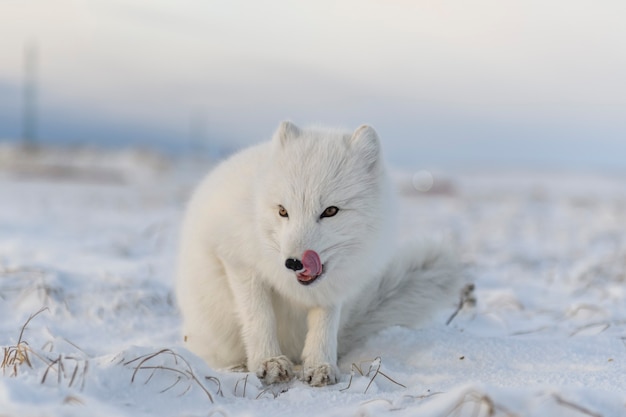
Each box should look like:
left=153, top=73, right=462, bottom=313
left=22, top=41, right=39, bottom=148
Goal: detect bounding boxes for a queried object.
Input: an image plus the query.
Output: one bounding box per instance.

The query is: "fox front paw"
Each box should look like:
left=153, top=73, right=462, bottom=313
left=303, top=363, right=338, bottom=387
left=256, top=355, right=294, bottom=385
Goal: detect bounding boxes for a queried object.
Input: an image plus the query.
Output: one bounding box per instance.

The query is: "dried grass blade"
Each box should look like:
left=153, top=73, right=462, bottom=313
left=553, top=394, right=602, bottom=417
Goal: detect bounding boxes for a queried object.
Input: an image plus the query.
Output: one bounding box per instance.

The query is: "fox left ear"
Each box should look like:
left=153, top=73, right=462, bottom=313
left=350, top=125, right=381, bottom=171
left=272, top=121, right=302, bottom=148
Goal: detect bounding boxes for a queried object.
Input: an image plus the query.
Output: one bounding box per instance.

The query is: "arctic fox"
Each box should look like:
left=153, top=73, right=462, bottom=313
left=176, top=121, right=462, bottom=386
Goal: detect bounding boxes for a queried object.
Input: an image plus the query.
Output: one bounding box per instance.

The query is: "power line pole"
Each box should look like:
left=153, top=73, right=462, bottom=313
left=22, top=40, right=39, bottom=148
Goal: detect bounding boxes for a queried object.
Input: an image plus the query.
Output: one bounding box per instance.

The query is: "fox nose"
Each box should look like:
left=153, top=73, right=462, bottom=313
left=285, top=258, right=303, bottom=271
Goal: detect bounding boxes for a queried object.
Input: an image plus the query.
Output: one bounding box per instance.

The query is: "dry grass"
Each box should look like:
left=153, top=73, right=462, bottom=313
left=443, top=389, right=518, bottom=417
left=254, top=384, right=290, bottom=400
left=1, top=307, right=89, bottom=390
left=41, top=354, right=89, bottom=390
left=447, top=283, right=477, bottom=326
left=124, top=348, right=222, bottom=403
left=123, top=351, right=407, bottom=402
left=440, top=389, right=603, bottom=417
left=552, top=394, right=602, bottom=417
left=340, top=357, right=406, bottom=394
left=0, top=266, right=46, bottom=302
left=233, top=374, right=249, bottom=397
left=1, top=307, right=47, bottom=376
left=569, top=321, right=611, bottom=337
left=0, top=266, right=69, bottom=314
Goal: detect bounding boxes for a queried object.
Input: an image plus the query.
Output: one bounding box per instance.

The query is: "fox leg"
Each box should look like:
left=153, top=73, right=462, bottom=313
left=301, top=305, right=341, bottom=386
left=225, top=266, right=294, bottom=384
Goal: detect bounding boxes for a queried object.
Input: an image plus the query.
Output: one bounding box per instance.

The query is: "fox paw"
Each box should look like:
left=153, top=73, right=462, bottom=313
left=303, top=363, right=338, bottom=387
left=256, top=355, right=294, bottom=384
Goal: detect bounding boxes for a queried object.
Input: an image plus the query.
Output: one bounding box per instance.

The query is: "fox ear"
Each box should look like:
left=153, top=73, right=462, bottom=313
left=350, top=125, right=381, bottom=171
left=272, top=121, right=302, bottom=147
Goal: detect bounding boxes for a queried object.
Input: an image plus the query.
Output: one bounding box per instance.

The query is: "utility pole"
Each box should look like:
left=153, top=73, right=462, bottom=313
left=22, top=41, right=39, bottom=149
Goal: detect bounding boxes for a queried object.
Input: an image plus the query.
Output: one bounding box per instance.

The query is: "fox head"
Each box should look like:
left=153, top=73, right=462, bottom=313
left=255, top=121, right=394, bottom=301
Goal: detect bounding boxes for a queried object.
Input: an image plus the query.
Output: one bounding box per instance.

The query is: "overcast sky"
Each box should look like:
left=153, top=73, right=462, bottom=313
left=1, top=0, right=625, bottom=170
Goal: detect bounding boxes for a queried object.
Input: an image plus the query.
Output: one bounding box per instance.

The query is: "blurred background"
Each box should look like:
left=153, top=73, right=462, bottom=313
left=1, top=0, right=625, bottom=172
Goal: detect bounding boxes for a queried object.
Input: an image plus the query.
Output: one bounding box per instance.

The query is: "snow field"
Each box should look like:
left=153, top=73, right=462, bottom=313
left=1, top=149, right=626, bottom=416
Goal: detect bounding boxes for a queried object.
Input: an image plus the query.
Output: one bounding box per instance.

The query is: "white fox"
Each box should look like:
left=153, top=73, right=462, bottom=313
left=176, top=121, right=462, bottom=386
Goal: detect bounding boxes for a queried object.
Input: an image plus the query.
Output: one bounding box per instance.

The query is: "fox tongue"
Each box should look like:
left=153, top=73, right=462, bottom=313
left=301, top=250, right=322, bottom=277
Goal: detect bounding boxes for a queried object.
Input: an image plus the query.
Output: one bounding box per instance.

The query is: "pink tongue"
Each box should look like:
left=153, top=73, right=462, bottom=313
left=301, top=250, right=322, bottom=277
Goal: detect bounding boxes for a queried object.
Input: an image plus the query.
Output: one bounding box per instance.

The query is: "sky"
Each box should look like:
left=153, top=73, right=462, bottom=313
left=1, top=0, right=625, bottom=170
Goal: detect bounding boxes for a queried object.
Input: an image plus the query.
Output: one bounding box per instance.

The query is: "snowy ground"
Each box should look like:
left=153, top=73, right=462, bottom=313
left=1, top=147, right=626, bottom=417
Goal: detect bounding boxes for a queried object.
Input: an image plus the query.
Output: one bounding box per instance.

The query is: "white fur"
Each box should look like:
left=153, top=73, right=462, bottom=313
left=176, top=122, right=462, bottom=386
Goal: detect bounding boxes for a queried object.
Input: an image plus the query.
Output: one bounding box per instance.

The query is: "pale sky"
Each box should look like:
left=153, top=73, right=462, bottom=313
left=1, top=0, right=625, bottom=169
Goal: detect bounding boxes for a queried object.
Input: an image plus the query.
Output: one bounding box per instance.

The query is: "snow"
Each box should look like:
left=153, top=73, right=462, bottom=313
left=1, top=147, right=626, bottom=416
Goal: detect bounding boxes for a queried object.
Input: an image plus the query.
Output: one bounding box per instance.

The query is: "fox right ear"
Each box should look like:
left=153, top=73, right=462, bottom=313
left=350, top=125, right=381, bottom=172
left=272, top=121, right=302, bottom=147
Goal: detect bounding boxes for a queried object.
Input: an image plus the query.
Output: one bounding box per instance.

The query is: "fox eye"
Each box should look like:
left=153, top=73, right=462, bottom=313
left=320, top=206, right=339, bottom=219
left=278, top=205, right=289, bottom=218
